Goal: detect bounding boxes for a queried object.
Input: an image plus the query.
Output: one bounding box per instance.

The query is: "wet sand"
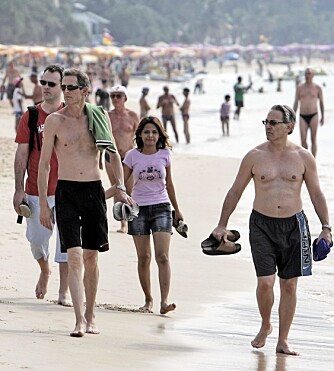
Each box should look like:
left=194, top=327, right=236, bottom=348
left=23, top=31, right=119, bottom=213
left=0, top=60, right=333, bottom=370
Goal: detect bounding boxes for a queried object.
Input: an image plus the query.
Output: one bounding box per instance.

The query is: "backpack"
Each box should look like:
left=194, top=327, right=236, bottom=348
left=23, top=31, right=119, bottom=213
left=28, top=105, right=40, bottom=152
left=27, top=103, right=65, bottom=152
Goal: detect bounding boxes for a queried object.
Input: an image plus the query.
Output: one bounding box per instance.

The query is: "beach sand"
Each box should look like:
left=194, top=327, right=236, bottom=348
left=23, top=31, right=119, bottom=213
left=1, top=61, right=333, bottom=370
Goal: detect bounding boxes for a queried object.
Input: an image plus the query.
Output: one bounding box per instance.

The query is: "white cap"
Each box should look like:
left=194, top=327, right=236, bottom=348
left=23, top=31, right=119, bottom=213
left=110, top=85, right=128, bottom=98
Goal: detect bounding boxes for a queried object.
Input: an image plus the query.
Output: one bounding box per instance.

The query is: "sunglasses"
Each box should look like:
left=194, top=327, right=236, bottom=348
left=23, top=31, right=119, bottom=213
left=262, top=119, right=286, bottom=126
left=110, top=93, right=124, bottom=99
left=61, top=84, right=83, bottom=91
left=40, top=80, right=58, bottom=87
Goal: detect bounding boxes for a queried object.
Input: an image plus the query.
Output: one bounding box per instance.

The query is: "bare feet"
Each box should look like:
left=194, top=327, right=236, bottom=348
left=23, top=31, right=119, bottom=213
left=276, top=340, right=299, bottom=356
left=251, top=324, right=273, bottom=348
left=57, top=293, right=73, bottom=307
left=86, top=323, right=100, bottom=335
left=117, top=221, right=127, bottom=233
left=70, top=322, right=86, bottom=338
left=35, top=271, right=50, bottom=299
left=139, top=300, right=153, bottom=313
left=160, top=302, right=176, bottom=315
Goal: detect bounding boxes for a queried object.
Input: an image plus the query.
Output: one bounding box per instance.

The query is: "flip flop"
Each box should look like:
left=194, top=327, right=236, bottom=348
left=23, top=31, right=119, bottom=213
left=19, top=201, right=32, bottom=218
left=113, top=202, right=140, bottom=222
left=202, top=239, right=241, bottom=256
left=113, top=202, right=123, bottom=221
left=172, top=210, right=188, bottom=238
left=227, top=230, right=240, bottom=242
left=201, top=230, right=241, bottom=249
left=122, top=202, right=139, bottom=222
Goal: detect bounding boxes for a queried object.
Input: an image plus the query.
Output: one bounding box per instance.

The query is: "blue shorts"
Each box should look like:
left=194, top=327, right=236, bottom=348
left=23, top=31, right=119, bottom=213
left=128, top=202, right=172, bottom=236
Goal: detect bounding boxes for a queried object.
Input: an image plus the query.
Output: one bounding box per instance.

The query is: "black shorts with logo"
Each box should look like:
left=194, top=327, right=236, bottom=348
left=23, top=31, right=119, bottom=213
left=55, top=180, right=109, bottom=253
left=249, top=209, right=312, bottom=279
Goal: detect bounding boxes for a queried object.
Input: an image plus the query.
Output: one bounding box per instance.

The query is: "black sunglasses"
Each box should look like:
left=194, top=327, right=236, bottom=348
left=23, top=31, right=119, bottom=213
left=61, top=84, right=84, bottom=91
left=110, top=93, right=124, bottom=99
left=262, top=119, right=286, bottom=126
left=40, top=80, right=58, bottom=87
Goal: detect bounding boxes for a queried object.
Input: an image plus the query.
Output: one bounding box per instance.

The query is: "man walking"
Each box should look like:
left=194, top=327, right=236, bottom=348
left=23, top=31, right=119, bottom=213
left=38, top=68, right=132, bottom=337
left=107, top=85, right=139, bottom=233
left=14, top=64, right=71, bottom=305
left=293, top=67, right=324, bottom=157
left=211, top=104, right=331, bottom=355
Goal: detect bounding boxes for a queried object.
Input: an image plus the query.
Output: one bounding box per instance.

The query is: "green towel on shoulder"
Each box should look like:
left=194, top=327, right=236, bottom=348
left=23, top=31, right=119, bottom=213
left=85, top=102, right=117, bottom=154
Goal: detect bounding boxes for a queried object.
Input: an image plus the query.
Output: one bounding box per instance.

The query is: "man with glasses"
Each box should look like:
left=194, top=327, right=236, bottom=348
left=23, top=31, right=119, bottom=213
left=38, top=68, right=131, bottom=337
left=14, top=64, right=71, bottom=306
left=107, top=85, right=139, bottom=233
left=210, top=104, right=331, bottom=355
left=293, top=67, right=324, bottom=157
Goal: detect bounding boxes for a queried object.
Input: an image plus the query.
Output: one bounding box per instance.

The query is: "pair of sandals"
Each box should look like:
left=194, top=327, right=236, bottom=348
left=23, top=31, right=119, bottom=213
left=113, top=202, right=139, bottom=222
left=172, top=210, right=188, bottom=238
left=201, top=230, right=241, bottom=256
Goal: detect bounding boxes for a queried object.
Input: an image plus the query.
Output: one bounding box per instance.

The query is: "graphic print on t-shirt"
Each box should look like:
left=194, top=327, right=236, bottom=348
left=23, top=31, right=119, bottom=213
left=139, top=166, right=162, bottom=181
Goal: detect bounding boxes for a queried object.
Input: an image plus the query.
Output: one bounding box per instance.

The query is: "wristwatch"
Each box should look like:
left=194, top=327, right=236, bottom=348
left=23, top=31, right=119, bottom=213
left=116, top=185, right=126, bottom=192
left=322, top=224, right=332, bottom=232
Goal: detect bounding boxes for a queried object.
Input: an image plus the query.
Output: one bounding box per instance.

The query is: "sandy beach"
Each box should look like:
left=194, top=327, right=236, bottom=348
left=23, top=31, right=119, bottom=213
left=0, top=60, right=333, bottom=370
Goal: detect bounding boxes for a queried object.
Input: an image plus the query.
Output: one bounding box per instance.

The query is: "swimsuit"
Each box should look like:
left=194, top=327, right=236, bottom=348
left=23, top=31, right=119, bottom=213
left=300, top=112, right=317, bottom=126
left=249, top=209, right=312, bottom=279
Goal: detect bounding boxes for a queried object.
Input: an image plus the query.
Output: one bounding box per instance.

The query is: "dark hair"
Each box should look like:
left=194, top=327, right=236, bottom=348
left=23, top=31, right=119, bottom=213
left=43, top=64, right=64, bottom=81
left=183, top=88, right=190, bottom=93
left=270, top=104, right=296, bottom=134
left=225, top=94, right=231, bottom=100
left=135, top=116, right=171, bottom=150
left=63, top=67, right=90, bottom=88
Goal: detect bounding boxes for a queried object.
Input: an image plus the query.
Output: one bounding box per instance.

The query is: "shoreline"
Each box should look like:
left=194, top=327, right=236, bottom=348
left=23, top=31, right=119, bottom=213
left=1, top=62, right=334, bottom=369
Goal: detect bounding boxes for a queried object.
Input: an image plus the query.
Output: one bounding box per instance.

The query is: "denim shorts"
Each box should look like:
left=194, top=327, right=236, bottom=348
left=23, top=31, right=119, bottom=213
left=128, top=202, right=172, bottom=236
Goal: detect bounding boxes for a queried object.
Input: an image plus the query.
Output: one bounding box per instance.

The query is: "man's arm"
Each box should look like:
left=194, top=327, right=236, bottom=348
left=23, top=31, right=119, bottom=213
left=318, top=86, right=324, bottom=125
left=303, top=152, right=331, bottom=243
left=293, top=86, right=300, bottom=113
left=212, top=152, right=254, bottom=242
left=37, top=115, right=56, bottom=230
left=13, top=143, right=29, bottom=214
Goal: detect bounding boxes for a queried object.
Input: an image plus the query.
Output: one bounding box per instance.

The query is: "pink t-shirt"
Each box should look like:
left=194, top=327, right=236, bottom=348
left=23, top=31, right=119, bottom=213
left=123, top=148, right=171, bottom=206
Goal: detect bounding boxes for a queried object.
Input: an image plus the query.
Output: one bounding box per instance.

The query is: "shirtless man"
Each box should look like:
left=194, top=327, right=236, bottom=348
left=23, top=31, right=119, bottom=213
left=211, top=104, right=331, bottom=355
left=157, top=86, right=180, bottom=143
left=180, top=88, right=191, bottom=143
left=107, top=85, right=139, bottom=233
left=1, top=60, right=21, bottom=107
left=38, top=68, right=132, bottom=337
left=293, top=67, right=324, bottom=157
left=139, top=87, right=150, bottom=118
left=24, top=72, right=43, bottom=105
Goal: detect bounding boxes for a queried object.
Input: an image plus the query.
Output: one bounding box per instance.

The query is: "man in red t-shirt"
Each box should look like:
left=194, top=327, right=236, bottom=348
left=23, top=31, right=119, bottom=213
left=13, top=64, right=71, bottom=306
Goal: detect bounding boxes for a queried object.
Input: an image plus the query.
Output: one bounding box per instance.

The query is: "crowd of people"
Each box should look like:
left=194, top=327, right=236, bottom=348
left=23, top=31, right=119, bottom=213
left=3, top=56, right=331, bottom=356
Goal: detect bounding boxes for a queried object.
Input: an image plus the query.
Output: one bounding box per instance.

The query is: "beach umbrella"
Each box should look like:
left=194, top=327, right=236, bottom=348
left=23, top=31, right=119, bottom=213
left=91, top=46, right=122, bottom=58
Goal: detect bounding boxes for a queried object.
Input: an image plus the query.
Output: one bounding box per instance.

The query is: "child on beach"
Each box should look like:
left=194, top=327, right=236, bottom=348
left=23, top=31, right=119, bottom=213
left=220, top=94, right=231, bottom=136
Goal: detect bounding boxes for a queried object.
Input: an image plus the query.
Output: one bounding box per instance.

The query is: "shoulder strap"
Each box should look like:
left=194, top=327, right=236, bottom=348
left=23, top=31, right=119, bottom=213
left=28, top=105, right=40, bottom=152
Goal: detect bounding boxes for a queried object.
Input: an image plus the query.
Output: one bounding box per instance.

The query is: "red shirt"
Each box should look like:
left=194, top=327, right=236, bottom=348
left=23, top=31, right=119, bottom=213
left=15, top=104, right=60, bottom=196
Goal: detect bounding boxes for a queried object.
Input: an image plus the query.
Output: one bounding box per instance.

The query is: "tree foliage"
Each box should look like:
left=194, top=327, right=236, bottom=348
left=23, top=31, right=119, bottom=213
left=1, top=0, right=334, bottom=46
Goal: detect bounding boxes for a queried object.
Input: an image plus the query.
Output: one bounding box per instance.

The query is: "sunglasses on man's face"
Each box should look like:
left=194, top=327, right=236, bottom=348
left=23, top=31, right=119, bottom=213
left=262, top=119, right=286, bottom=126
left=40, top=80, right=58, bottom=87
left=110, top=94, right=124, bottom=99
left=61, top=84, right=83, bottom=91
